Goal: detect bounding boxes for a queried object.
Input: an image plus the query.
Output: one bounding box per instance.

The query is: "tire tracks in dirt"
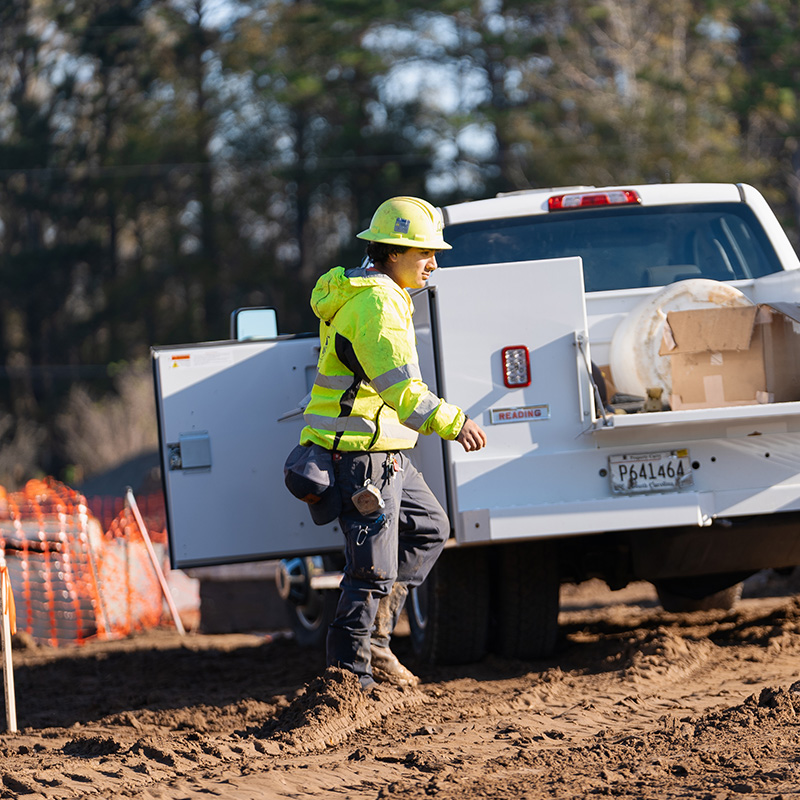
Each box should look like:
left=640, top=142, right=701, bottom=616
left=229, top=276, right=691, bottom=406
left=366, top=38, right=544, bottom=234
left=5, top=591, right=800, bottom=799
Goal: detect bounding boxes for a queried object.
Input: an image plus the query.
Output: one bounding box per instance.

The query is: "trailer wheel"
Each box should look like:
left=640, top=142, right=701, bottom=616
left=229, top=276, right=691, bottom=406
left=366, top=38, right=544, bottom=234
left=491, top=540, right=560, bottom=660
left=407, top=546, right=490, bottom=664
left=654, top=575, right=745, bottom=613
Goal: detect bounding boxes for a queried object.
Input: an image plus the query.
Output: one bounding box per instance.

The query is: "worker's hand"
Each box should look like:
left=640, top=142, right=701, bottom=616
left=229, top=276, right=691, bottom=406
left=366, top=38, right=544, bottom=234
left=456, top=418, right=487, bottom=452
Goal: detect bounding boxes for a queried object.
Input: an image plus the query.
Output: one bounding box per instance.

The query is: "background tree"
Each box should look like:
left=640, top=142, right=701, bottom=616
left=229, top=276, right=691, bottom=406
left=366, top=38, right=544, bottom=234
left=423, top=0, right=764, bottom=194
left=221, top=0, right=437, bottom=332
left=727, top=0, right=800, bottom=235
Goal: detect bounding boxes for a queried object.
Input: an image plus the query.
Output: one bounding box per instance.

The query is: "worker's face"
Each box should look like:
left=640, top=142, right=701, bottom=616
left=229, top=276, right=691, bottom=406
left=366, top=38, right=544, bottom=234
left=386, top=248, right=439, bottom=289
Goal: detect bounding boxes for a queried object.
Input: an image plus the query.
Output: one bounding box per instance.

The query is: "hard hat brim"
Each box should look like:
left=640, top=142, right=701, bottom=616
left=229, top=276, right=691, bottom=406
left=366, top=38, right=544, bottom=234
left=356, top=228, right=452, bottom=250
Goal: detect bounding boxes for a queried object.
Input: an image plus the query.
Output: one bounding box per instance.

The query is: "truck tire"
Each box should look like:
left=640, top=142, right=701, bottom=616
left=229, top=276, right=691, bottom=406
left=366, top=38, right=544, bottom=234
left=280, top=555, right=341, bottom=649
left=288, top=587, right=338, bottom=649
left=654, top=575, right=744, bottom=613
left=491, top=540, right=560, bottom=660
left=407, top=546, right=490, bottom=664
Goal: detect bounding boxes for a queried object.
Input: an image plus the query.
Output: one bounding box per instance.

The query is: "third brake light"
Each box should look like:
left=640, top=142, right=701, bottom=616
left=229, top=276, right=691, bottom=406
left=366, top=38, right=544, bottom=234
left=548, top=189, right=641, bottom=211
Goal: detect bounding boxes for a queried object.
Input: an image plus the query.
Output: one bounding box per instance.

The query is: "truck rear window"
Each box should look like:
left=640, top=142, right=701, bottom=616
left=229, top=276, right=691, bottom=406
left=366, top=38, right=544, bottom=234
left=437, top=203, right=784, bottom=292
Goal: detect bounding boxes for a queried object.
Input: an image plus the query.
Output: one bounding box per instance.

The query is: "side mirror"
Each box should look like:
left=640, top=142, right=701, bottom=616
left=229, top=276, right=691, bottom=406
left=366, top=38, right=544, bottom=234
left=230, top=307, right=279, bottom=340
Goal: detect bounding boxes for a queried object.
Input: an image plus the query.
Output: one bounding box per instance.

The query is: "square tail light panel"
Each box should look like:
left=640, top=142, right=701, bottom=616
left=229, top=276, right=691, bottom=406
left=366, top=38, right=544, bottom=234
left=501, top=345, right=531, bottom=388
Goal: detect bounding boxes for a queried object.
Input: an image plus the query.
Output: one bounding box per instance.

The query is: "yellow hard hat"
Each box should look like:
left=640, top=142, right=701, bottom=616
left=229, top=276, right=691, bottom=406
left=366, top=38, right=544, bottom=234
left=357, top=196, right=452, bottom=250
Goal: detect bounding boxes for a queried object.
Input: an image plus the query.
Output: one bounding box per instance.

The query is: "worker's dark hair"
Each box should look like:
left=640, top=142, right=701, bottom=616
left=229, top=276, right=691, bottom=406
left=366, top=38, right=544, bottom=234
left=365, top=241, right=408, bottom=267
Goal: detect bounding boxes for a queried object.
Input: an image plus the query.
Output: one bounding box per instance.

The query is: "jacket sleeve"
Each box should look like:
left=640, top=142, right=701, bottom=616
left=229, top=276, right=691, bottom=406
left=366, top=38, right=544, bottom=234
left=344, top=288, right=466, bottom=440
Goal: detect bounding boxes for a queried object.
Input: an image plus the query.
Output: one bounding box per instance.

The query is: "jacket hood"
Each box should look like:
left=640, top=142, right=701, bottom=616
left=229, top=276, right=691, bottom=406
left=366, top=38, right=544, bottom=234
left=310, top=266, right=403, bottom=322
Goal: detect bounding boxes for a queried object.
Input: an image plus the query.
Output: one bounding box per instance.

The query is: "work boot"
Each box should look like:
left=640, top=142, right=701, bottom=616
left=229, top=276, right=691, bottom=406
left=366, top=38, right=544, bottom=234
left=370, top=643, right=420, bottom=688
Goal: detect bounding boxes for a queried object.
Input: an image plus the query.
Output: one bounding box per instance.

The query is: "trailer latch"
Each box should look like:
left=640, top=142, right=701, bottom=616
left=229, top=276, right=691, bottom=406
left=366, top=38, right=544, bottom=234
left=167, top=431, right=212, bottom=471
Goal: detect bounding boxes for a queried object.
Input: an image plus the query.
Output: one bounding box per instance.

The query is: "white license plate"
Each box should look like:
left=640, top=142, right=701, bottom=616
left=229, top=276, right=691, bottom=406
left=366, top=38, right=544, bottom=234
left=609, top=450, right=693, bottom=494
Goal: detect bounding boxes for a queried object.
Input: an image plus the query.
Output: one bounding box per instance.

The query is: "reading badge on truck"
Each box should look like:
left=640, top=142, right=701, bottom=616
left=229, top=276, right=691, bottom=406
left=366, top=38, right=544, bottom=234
left=609, top=449, right=693, bottom=494
left=490, top=405, right=550, bottom=424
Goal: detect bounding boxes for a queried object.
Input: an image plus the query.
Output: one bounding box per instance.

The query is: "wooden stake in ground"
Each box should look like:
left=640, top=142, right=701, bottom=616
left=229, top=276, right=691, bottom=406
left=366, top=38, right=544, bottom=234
left=125, top=488, right=186, bottom=636
left=0, top=554, right=17, bottom=733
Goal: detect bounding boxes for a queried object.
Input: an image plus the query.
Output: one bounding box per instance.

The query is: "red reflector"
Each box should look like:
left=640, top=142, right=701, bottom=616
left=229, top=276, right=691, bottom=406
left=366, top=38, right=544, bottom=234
left=502, top=346, right=530, bottom=388
left=548, top=189, right=641, bottom=211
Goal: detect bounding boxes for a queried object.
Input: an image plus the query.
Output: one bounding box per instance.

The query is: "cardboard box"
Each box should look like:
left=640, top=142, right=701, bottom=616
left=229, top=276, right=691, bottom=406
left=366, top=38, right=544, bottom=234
left=658, top=303, right=800, bottom=410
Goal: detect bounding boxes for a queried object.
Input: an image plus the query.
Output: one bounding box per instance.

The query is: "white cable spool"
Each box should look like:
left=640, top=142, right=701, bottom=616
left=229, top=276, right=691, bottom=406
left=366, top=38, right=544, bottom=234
left=609, top=279, right=753, bottom=399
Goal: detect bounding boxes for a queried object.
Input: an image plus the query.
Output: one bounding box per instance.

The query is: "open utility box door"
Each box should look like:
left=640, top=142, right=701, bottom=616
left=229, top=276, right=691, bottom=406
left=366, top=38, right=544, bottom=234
left=153, top=336, right=343, bottom=569
left=414, top=257, right=593, bottom=545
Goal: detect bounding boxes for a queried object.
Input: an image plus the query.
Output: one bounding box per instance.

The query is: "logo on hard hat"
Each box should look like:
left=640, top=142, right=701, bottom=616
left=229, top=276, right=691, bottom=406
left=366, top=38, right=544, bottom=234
left=394, top=217, right=410, bottom=234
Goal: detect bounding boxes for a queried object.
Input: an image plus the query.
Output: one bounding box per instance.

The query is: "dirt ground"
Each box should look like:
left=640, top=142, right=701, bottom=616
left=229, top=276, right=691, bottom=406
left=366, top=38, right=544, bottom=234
left=4, top=574, right=800, bottom=799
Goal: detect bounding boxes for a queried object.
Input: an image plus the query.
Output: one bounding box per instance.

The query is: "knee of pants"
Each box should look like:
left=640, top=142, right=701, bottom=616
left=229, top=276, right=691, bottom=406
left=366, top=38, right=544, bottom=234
left=340, top=571, right=396, bottom=599
left=401, top=502, right=449, bottom=545
left=431, top=508, right=449, bottom=545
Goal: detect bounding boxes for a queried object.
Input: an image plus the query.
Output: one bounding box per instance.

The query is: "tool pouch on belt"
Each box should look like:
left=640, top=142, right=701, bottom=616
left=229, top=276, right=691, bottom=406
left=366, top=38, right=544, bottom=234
left=283, top=444, right=342, bottom=525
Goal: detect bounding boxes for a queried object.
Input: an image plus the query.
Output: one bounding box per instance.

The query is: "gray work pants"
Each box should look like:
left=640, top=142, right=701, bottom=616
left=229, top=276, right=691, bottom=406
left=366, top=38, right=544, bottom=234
left=326, top=450, right=449, bottom=686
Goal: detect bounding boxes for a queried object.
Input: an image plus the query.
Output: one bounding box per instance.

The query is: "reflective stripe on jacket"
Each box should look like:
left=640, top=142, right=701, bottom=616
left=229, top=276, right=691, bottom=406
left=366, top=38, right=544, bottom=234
left=299, top=266, right=465, bottom=452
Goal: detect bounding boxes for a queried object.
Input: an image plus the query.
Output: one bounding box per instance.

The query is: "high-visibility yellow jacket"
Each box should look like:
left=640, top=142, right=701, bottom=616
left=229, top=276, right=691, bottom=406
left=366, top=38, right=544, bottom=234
left=300, top=266, right=465, bottom=452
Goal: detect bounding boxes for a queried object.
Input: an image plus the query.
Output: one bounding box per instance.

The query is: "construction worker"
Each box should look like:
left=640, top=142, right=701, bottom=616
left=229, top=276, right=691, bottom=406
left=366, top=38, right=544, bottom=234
left=299, top=196, right=487, bottom=691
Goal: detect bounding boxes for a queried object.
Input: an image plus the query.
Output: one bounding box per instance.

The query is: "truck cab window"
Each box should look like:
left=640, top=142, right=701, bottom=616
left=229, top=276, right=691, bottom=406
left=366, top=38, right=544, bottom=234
left=437, top=203, right=784, bottom=292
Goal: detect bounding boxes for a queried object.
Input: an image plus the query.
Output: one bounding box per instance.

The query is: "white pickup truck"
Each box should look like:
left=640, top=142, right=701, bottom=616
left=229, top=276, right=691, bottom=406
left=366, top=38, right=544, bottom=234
left=153, top=183, right=800, bottom=664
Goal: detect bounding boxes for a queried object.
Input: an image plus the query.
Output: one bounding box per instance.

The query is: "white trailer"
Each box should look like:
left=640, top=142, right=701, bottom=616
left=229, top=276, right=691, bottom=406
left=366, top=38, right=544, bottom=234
left=153, top=183, right=800, bottom=663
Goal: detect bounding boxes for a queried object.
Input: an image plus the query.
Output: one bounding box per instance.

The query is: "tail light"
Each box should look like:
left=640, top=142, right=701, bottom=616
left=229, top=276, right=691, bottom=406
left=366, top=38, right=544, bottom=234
left=502, top=346, right=530, bottom=388
left=548, top=189, right=641, bottom=211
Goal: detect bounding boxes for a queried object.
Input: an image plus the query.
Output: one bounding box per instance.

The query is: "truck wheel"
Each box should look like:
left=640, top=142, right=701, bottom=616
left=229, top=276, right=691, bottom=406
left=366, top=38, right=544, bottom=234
left=654, top=575, right=744, bottom=613
left=278, top=555, right=341, bottom=649
left=288, top=586, right=338, bottom=649
left=491, top=540, right=560, bottom=660
left=407, top=546, right=490, bottom=664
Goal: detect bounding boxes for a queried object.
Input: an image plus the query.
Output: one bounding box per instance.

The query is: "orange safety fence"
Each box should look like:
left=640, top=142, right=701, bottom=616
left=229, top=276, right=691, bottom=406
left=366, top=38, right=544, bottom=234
left=0, top=478, right=171, bottom=647
left=84, top=493, right=167, bottom=538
